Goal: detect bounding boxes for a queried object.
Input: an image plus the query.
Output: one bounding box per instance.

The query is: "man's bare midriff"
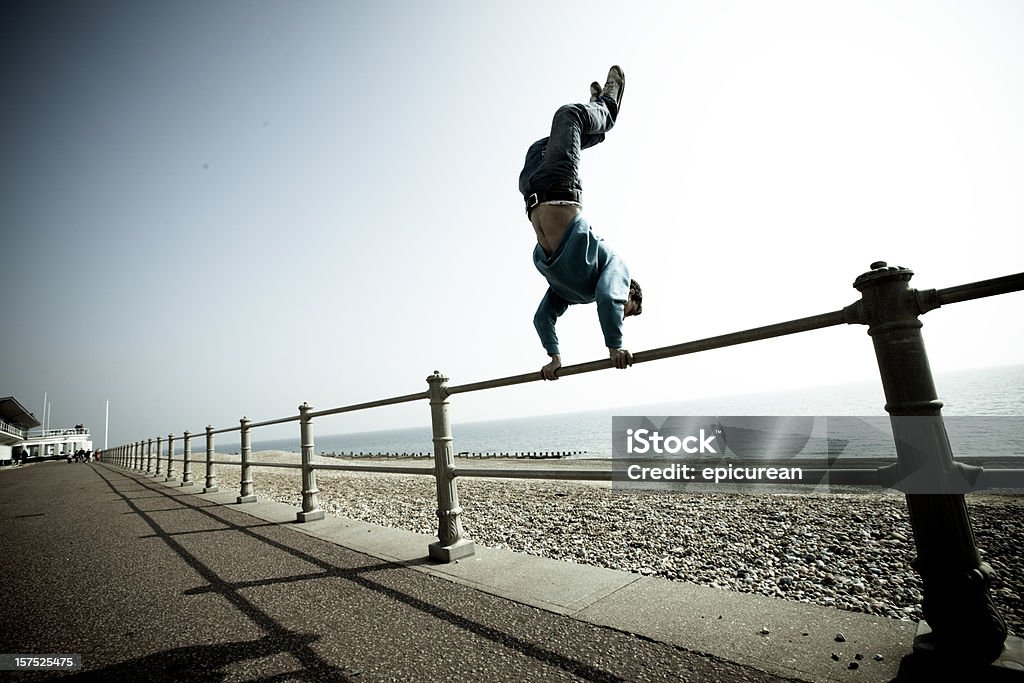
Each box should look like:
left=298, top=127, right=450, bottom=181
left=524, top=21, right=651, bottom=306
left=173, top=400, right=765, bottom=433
left=530, top=203, right=582, bottom=257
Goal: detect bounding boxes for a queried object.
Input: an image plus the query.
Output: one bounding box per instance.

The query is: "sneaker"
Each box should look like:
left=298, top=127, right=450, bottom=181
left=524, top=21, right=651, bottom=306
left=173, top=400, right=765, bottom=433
left=599, top=65, right=625, bottom=112
left=589, top=81, right=601, bottom=103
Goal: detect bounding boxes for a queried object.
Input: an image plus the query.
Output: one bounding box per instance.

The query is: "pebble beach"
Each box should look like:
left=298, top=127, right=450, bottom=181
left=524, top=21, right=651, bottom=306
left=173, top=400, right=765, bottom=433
left=215, top=452, right=1023, bottom=637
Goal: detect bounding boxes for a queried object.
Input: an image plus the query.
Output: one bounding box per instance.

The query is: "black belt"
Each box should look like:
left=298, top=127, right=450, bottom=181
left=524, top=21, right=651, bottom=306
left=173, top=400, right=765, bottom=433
left=525, top=189, right=581, bottom=216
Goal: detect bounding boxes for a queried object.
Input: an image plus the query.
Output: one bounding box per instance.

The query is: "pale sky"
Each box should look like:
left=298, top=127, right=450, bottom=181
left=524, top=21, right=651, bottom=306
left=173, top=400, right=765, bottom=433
left=2, top=0, right=1022, bottom=446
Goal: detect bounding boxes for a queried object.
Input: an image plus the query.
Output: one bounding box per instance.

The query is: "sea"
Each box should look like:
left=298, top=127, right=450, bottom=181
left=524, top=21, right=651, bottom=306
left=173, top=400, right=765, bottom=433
left=241, top=364, right=1024, bottom=462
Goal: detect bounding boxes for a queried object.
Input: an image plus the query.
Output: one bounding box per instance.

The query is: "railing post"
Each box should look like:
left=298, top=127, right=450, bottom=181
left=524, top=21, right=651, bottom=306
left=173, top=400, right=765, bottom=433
left=165, top=433, right=176, bottom=482
left=296, top=402, right=324, bottom=522
left=180, top=431, right=194, bottom=486
left=203, top=426, right=218, bottom=493
left=154, top=436, right=163, bottom=477
left=237, top=417, right=256, bottom=503
left=426, top=371, right=475, bottom=562
left=146, top=438, right=153, bottom=475
left=851, top=261, right=1020, bottom=671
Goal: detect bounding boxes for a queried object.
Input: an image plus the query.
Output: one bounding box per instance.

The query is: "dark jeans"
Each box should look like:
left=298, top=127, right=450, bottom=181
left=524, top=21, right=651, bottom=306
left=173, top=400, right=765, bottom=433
left=518, top=97, right=618, bottom=199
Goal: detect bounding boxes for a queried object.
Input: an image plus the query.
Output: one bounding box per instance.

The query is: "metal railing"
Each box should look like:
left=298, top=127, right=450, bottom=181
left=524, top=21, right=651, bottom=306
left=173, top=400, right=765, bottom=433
left=104, top=261, right=1024, bottom=668
left=24, top=427, right=91, bottom=440
left=0, top=420, right=27, bottom=440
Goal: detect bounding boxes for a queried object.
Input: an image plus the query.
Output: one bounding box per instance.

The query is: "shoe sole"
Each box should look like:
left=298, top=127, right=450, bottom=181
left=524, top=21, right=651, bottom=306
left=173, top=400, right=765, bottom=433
left=605, top=65, right=625, bottom=110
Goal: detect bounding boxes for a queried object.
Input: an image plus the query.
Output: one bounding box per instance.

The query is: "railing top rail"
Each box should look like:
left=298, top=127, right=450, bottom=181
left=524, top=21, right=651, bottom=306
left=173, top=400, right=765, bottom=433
left=935, top=272, right=1024, bottom=306
left=443, top=271, right=1024, bottom=397
left=248, top=415, right=301, bottom=429
left=180, top=390, right=430, bottom=441
left=447, top=309, right=850, bottom=396
left=307, top=390, right=430, bottom=419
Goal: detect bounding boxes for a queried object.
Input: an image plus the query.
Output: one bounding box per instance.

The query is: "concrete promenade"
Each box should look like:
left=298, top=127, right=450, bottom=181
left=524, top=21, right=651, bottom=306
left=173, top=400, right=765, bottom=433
left=0, top=461, right=927, bottom=681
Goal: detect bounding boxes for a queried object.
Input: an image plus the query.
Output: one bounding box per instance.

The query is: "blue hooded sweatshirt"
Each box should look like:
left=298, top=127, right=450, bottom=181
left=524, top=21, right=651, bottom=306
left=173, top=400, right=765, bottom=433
left=533, top=214, right=631, bottom=355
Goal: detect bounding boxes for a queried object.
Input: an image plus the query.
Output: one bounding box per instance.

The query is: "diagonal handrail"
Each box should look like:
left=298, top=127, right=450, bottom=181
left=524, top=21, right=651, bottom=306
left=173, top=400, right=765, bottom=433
left=447, top=309, right=850, bottom=395
left=934, top=272, right=1024, bottom=305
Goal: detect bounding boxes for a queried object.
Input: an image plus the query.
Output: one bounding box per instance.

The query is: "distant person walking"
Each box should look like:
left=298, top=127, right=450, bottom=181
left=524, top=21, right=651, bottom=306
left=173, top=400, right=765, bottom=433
left=518, top=65, right=642, bottom=380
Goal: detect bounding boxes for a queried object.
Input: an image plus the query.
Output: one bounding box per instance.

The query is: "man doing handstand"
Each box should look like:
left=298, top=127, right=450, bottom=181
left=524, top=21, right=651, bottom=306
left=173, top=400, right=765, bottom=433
left=519, top=65, right=642, bottom=381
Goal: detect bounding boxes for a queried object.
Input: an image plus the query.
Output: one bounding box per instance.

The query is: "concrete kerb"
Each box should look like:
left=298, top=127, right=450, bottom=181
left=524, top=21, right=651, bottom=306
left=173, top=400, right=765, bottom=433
left=141, top=470, right=912, bottom=683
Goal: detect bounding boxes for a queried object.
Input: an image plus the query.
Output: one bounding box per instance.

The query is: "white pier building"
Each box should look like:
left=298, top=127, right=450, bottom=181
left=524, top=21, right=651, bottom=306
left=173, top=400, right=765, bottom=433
left=1, top=396, right=93, bottom=465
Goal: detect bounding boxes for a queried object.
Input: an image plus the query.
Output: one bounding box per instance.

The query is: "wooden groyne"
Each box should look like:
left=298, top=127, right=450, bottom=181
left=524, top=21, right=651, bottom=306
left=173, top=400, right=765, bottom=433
left=319, top=450, right=586, bottom=460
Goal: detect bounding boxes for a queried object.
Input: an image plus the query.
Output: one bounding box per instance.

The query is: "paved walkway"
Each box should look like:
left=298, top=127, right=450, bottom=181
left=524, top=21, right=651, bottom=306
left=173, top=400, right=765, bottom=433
left=0, top=462, right=927, bottom=681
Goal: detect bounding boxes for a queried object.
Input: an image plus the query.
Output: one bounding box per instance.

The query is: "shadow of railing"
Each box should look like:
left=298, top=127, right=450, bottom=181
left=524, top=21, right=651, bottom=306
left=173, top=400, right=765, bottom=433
left=86, top=465, right=637, bottom=682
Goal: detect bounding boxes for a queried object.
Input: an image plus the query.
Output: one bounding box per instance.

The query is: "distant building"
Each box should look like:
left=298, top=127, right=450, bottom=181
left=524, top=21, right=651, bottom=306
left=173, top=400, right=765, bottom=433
left=0, top=396, right=91, bottom=465
left=1, top=396, right=40, bottom=465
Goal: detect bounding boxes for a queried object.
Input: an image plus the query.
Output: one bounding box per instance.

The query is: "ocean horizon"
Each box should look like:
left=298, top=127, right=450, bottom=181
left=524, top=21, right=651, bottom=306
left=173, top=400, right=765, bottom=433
left=221, top=364, right=1024, bottom=461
